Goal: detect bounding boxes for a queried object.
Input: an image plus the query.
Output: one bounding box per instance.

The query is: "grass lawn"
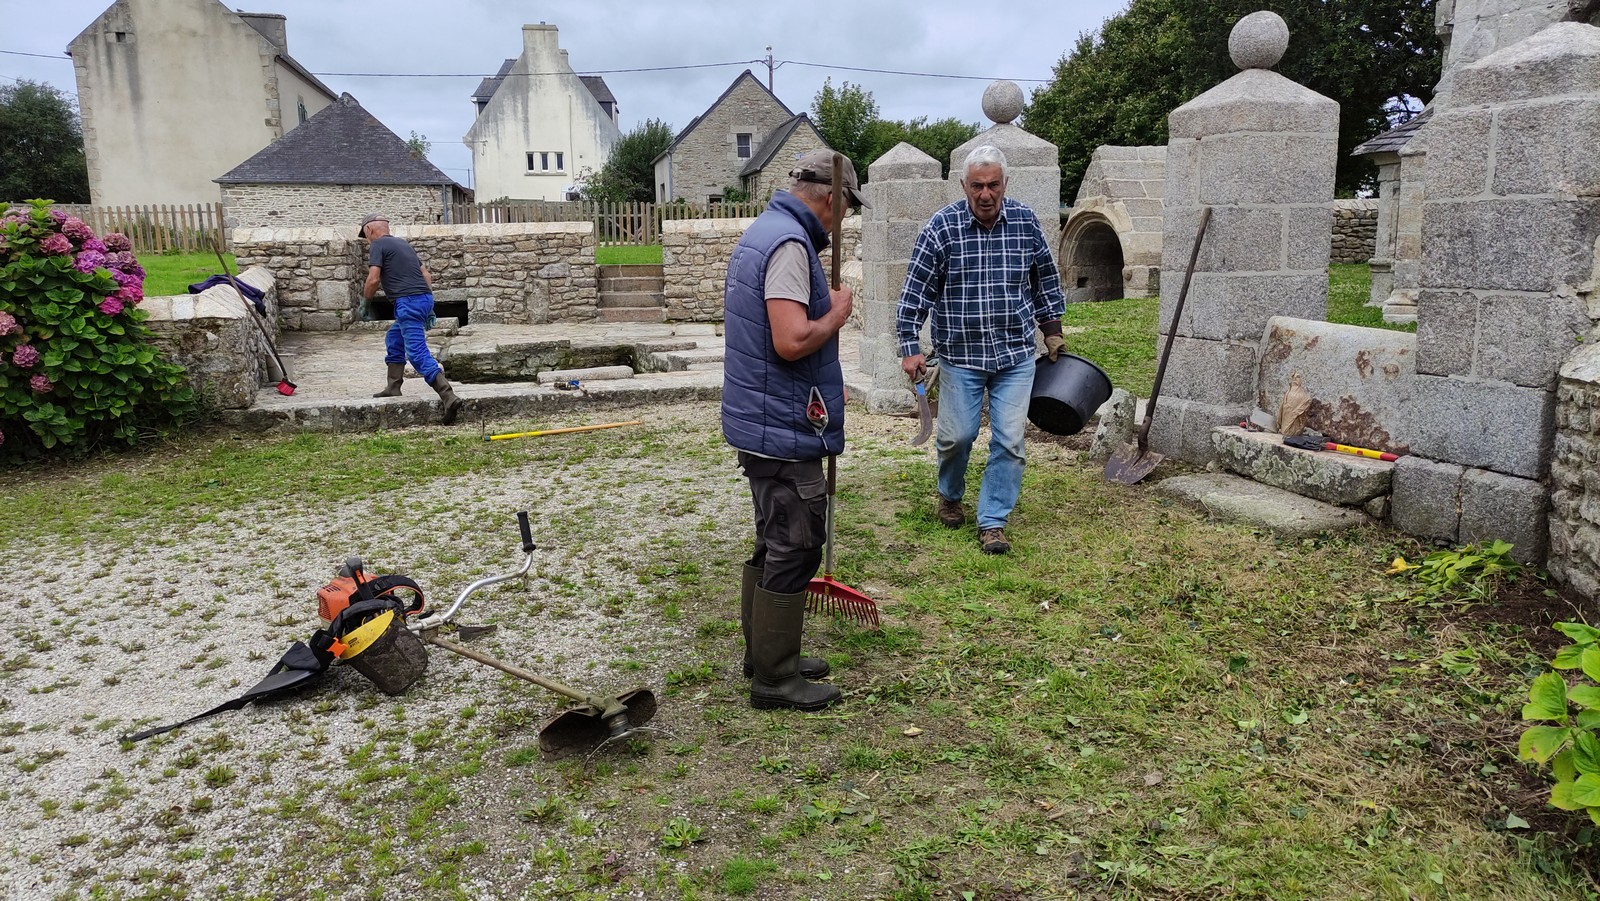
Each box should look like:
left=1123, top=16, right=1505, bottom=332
left=1066, top=264, right=1408, bottom=397
left=0, top=406, right=1592, bottom=899
left=597, top=244, right=664, bottom=266
left=140, top=251, right=235, bottom=297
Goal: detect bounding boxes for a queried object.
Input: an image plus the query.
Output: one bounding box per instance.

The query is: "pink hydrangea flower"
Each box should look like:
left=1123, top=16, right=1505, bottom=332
left=62, top=217, right=94, bottom=242
left=98, top=296, right=124, bottom=316
left=40, top=233, right=72, bottom=255
left=46, top=208, right=67, bottom=224
left=11, top=344, right=38, bottom=368
left=0, top=311, right=17, bottom=336
left=116, top=283, right=143, bottom=305
left=103, top=232, right=131, bottom=252
left=0, top=428, right=5, bottom=446
left=29, top=374, right=52, bottom=394
left=74, top=250, right=107, bottom=273
left=82, top=237, right=107, bottom=254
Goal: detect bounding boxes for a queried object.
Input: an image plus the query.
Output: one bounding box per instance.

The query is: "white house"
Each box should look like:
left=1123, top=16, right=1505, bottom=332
left=463, top=24, right=621, bottom=202
left=68, top=0, right=338, bottom=207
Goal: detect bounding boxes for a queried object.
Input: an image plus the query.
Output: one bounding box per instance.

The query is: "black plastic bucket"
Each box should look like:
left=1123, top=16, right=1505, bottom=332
left=1029, top=353, right=1113, bottom=436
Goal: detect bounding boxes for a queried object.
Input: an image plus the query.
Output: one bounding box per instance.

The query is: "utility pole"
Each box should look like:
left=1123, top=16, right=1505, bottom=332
left=763, top=46, right=775, bottom=91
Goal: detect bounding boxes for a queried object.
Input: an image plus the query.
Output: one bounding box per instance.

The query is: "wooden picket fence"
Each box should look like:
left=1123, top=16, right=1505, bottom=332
left=448, top=199, right=766, bottom=246
left=29, top=203, right=227, bottom=255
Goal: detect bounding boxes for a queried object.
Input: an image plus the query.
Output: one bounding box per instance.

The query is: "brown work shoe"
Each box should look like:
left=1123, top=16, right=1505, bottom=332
left=979, top=528, right=1010, bottom=555
left=937, top=497, right=965, bottom=528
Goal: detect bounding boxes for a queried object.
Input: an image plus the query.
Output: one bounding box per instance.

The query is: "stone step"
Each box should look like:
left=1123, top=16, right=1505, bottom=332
left=1156, top=472, right=1371, bottom=538
left=535, top=365, right=634, bottom=383
left=598, top=307, right=665, bottom=323
left=597, top=291, right=666, bottom=309
left=1211, top=426, right=1393, bottom=508
left=598, top=263, right=664, bottom=278
left=652, top=346, right=725, bottom=372
left=599, top=275, right=666, bottom=293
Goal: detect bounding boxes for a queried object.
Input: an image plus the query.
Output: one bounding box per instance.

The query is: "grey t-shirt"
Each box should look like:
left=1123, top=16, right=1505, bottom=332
left=763, top=241, right=812, bottom=308
left=368, top=235, right=430, bottom=298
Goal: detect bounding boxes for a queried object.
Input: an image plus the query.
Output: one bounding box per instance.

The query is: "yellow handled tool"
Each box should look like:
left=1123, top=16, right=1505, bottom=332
left=1327, top=441, right=1399, bottom=462
left=485, top=420, right=640, bottom=442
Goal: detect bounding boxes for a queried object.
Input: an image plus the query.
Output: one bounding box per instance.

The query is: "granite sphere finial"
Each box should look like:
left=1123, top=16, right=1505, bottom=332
left=1229, top=11, right=1289, bottom=70
left=982, top=80, right=1025, bottom=124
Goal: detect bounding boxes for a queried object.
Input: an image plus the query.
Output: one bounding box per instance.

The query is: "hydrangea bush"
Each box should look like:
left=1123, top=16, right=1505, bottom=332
left=0, top=199, right=194, bottom=462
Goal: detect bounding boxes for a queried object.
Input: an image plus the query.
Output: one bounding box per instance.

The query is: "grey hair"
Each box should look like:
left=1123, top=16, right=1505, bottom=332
left=961, top=145, right=1008, bottom=181
left=788, top=178, right=830, bottom=202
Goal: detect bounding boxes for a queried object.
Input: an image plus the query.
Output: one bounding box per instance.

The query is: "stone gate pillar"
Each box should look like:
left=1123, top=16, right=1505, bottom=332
left=1149, top=11, right=1340, bottom=464
left=855, top=143, right=949, bottom=413
left=949, top=81, right=1062, bottom=260
left=1393, top=22, right=1600, bottom=566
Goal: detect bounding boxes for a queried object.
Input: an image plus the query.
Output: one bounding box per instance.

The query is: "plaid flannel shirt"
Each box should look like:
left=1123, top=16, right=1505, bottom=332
left=895, top=197, right=1066, bottom=372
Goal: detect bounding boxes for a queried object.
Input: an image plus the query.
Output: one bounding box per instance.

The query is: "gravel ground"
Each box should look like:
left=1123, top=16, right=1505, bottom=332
left=0, top=404, right=771, bottom=899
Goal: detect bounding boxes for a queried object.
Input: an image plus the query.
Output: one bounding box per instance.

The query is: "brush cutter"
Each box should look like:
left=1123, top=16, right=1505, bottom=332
left=1105, top=206, right=1213, bottom=485
left=211, top=239, right=296, bottom=396
left=389, top=512, right=657, bottom=756
left=803, top=154, right=880, bottom=630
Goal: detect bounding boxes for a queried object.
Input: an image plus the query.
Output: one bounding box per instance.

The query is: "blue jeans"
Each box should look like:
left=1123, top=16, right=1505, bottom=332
left=383, top=293, right=441, bottom=382
left=936, top=360, right=1033, bottom=530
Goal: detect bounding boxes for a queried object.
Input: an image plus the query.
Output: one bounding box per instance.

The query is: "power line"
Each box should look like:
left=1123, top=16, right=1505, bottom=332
left=0, top=49, right=71, bottom=61
left=780, top=59, right=1049, bottom=84
left=314, top=60, right=763, bottom=78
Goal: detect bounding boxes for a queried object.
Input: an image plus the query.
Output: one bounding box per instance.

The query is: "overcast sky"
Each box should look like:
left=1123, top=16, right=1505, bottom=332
left=0, top=0, right=1130, bottom=189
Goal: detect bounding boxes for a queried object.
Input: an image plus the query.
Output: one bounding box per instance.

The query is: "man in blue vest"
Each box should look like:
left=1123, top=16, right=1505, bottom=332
left=722, top=149, right=867, bottom=711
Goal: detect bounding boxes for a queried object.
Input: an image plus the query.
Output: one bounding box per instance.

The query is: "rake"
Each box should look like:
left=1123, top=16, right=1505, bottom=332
left=805, top=454, right=880, bottom=628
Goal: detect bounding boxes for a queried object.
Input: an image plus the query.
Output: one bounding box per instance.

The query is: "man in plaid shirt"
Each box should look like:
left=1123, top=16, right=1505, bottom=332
left=896, top=145, right=1067, bottom=555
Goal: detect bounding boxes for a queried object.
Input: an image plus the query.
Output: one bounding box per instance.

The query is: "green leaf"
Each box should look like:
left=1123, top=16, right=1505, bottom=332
left=1524, top=673, right=1570, bottom=722
left=1505, top=812, right=1530, bottom=829
left=1521, top=726, right=1573, bottom=763
left=1582, top=648, right=1600, bottom=684
left=1572, top=686, right=1600, bottom=709
left=1552, top=780, right=1586, bottom=811
left=1555, top=644, right=1586, bottom=669
left=1576, top=731, right=1600, bottom=776
left=1555, top=749, right=1579, bottom=783
left=1557, top=622, right=1600, bottom=645
left=1571, top=774, right=1600, bottom=807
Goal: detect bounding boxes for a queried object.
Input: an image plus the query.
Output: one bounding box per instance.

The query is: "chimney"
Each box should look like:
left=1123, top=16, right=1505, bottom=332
left=522, top=22, right=560, bottom=63
left=237, top=12, right=288, bottom=52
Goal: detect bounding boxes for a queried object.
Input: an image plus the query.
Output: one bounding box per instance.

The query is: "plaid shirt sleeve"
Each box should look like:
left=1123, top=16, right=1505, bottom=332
left=895, top=215, right=947, bottom=359
left=1030, top=215, right=1067, bottom=323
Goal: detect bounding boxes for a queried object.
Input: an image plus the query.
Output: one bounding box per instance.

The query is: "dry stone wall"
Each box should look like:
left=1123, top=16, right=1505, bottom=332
left=222, top=183, right=444, bottom=230
left=662, top=215, right=861, bottom=321
left=1331, top=198, right=1378, bottom=263
left=1551, top=345, right=1600, bottom=598
left=142, top=267, right=278, bottom=409
left=232, top=222, right=597, bottom=330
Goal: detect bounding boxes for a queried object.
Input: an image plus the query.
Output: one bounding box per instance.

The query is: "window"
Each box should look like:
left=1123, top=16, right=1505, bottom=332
left=554, top=152, right=564, bottom=171
left=297, top=97, right=308, bottom=124
left=527, top=152, right=538, bottom=172
left=526, top=152, right=566, bottom=174
left=736, top=133, right=752, bottom=158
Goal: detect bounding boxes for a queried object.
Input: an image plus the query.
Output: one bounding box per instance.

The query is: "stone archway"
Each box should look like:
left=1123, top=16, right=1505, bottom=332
left=1060, top=214, right=1126, bottom=302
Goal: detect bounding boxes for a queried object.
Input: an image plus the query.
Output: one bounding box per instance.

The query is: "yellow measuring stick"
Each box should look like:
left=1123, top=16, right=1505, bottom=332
left=485, top=420, right=641, bottom=442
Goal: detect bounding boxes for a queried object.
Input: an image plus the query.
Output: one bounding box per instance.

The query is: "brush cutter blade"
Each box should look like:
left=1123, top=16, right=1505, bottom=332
left=805, top=577, right=880, bottom=630
left=1104, top=441, right=1163, bottom=485
left=537, top=688, right=657, bottom=757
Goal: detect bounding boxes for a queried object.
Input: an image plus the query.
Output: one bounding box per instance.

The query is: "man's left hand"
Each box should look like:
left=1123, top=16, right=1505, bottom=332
left=1044, top=334, right=1066, bottom=362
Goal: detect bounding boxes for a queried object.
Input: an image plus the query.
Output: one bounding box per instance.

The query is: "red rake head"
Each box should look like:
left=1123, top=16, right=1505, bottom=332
left=805, top=577, right=880, bottom=630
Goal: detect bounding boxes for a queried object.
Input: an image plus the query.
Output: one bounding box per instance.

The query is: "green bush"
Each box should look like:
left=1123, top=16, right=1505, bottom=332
left=0, top=199, right=195, bottom=462
left=1520, top=622, right=1600, bottom=825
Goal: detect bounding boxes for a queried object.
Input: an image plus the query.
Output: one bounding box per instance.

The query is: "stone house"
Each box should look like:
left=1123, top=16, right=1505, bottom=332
left=464, top=24, right=621, bottom=203
left=68, top=0, right=338, bottom=207
left=653, top=71, right=823, bottom=204
left=737, top=114, right=829, bottom=201
left=216, top=93, right=468, bottom=230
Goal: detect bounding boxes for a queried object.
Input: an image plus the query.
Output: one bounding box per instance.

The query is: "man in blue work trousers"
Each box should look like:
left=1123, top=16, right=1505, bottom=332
left=896, top=145, right=1067, bottom=556
left=360, top=214, right=463, bottom=424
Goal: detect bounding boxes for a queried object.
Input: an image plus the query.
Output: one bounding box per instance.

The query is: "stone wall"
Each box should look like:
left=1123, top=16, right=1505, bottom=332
left=142, top=266, right=278, bottom=409
left=232, top=221, right=597, bottom=330
left=746, top=125, right=829, bottom=202
left=1551, top=345, right=1600, bottom=598
left=662, top=215, right=862, bottom=321
left=1331, top=198, right=1378, bottom=264
left=222, top=183, right=445, bottom=230
left=661, top=75, right=794, bottom=204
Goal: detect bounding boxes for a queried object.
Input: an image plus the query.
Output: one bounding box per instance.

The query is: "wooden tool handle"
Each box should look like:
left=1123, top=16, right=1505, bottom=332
left=830, top=152, right=843, bottom=290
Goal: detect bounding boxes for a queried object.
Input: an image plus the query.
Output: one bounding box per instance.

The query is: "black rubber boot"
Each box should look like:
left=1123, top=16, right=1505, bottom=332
left=749, top=585, right=840, bottom=712
left=741, top=564, right=828, bottom=680
left=373, top=363, right=405, bottom=397
left=428, top=372, right=463, bottom=425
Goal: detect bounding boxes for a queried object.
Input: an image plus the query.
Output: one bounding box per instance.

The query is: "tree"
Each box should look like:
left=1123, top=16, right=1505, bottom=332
left=902, top=117, right=981, bottom=178
left=580, top=119, right=675, bottom=203
left=405, top=131, right=431, bottom=159
left=1022, top=0, right=1441, bottom=201
left=810, top=81, right=979, bottom=180
left=0, top=80, right=89, bottom=204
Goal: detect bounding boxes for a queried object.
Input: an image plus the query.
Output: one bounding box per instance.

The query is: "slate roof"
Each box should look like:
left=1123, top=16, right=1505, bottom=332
left=653, top=70, right=794, bottom=165
left=1352, top=108, right=1432, bottom=157
left=738, top=113, right=822, bottom=177
left=216, top=93, right=458, bottom=186
left=471, top=58, right=616, bottom=109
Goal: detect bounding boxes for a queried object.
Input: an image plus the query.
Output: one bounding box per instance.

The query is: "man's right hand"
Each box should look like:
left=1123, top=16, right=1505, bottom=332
left=901, top=353, right=926, bottom=381
left=829, top=284, right=853, bottom=327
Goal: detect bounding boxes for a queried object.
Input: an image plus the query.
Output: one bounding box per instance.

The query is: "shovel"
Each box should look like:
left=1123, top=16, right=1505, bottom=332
left=1105, top=206, right=1213, bottom=485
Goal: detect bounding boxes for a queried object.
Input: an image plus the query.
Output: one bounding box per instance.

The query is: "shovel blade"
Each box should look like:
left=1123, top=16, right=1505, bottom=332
left=1104, top=442, right=1164, bottom=485
left=537, top=688, right=657, bottom=757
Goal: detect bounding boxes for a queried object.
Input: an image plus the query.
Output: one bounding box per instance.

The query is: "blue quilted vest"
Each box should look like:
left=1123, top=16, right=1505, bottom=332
left=721, top=192, right=845, bottom=461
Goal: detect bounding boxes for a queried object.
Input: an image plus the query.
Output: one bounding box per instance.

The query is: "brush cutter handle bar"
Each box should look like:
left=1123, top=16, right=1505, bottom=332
left=410, top=512, right=535, bottom=631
